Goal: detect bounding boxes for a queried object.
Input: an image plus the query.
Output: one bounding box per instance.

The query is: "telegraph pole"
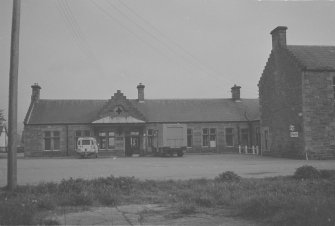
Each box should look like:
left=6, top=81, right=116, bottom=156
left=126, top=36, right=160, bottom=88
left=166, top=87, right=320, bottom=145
left=7, top=0, right=21, bottom=190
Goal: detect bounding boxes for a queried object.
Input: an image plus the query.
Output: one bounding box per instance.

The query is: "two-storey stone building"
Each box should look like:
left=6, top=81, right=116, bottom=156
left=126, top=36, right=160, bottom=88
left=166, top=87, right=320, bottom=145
left=259, top=26, right=335, bottom=159
left=23, top=84, right=260, bottom=157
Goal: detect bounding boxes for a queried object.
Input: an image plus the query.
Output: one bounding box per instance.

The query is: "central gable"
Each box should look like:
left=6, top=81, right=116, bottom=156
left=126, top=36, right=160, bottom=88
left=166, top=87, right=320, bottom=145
left=92, top=90, right=146, bottom=123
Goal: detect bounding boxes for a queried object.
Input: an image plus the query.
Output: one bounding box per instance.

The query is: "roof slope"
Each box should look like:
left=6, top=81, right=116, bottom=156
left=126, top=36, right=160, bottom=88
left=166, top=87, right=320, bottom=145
left=26, top=98, right=259, bottom=125
left=287, top=45, right=335, bottom=70
left=131, top=99, right=259, bottom=122
left=27, top=100, right=107, bottom=124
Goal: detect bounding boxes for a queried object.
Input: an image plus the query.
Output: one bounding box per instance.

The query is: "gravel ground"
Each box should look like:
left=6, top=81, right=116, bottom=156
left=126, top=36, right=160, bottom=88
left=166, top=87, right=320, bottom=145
left=1, top=154, right=335, bottom=186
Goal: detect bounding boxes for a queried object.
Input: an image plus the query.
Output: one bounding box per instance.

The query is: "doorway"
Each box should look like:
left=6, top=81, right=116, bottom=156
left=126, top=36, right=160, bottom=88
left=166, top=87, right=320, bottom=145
left=125, top=131, right=140, bottom=156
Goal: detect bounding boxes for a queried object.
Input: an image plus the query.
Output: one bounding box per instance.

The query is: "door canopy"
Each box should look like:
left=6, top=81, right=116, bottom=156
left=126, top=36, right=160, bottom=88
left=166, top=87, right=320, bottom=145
left=92, top=115, right=145, bottom=124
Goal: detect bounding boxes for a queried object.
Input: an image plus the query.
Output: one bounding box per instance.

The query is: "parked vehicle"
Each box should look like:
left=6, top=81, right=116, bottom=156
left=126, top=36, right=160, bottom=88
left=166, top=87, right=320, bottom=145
left=151, top=124, right=187, bottom=157
left=76, top=137, right=98, bottom=158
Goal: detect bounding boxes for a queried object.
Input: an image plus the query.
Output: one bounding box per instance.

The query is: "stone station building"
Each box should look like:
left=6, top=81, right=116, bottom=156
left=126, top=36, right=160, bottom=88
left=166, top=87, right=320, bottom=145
left=23, top=84, right=260, bottom=157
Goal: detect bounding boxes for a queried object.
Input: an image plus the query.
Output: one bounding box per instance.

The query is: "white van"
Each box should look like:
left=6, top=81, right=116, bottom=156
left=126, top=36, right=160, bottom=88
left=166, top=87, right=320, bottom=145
left=76, top=137, right=99, bottom=158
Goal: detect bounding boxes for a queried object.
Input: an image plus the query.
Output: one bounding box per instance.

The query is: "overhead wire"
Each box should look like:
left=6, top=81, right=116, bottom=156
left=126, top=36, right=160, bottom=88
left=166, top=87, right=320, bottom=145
left=105, top=0, right=231, bottom=85
left=90, top=0, right=214, bottom=85
left=56, top=0, right=105, bottom=77
left=105, top=0, right=256, bottom=94
left=116, top=0, right=232, bottom=84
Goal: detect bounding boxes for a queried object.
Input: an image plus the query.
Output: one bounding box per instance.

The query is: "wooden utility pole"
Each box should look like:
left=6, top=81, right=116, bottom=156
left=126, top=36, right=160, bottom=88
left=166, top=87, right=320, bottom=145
left=7, top=0, right=21, bottom=190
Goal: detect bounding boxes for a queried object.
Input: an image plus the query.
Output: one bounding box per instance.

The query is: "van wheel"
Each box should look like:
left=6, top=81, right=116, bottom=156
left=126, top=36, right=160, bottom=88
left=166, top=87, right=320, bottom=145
left=177, top=151, right=183, bottom=157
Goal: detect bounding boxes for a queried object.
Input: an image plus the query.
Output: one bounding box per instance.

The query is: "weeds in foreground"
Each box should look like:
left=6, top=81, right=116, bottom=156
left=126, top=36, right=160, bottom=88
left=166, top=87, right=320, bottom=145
left=0, top=168, right=334, bottom=225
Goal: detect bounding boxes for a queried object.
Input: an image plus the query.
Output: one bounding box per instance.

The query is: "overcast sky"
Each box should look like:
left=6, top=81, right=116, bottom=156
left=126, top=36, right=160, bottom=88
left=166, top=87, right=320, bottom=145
left=1, top=0, right=335, bottom=129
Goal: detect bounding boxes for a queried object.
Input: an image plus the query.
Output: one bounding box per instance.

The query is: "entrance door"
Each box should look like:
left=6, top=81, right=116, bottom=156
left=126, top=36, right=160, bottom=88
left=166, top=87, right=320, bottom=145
left=125, top=132, right=140, bottom=156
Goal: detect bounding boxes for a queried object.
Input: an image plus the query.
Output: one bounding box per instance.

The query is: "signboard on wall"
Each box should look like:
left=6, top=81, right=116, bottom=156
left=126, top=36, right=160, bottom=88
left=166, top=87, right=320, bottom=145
left=290, top=132, right=299, bottom=138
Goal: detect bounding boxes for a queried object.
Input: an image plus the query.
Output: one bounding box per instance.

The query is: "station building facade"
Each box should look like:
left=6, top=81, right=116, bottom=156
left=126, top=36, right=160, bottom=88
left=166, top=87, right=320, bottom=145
left=23, top=83, right=260, bottom=157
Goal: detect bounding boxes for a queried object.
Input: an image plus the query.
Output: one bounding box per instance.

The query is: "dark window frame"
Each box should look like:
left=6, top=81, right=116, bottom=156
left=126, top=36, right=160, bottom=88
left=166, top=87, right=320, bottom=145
left=240, top=128, right=249, bottom=146
left=44, top=131, right=60, bottom=151
left=202, top=128, right=209, bottom=147
left=187, top=128, right=193, bottom=148
left=225, top=128, right=234, bottom=147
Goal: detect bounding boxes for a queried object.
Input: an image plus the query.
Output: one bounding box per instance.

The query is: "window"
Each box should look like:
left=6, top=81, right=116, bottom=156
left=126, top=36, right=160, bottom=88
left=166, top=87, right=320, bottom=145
left=82, top=140, right=91, bottom=145
left=99, top=132, right=107, bottom=149
left=147, top=129, right=154, bottom=147
left=187, top=128, right=193, bottom=147
left=202, top=128, right=209, bottom=146
left=44, top=131, right=60, bottom=151
left=203, top=128, right=216, bottom=147
left=44, top=131, right=51, bottom=150
left=84, top=130, right=90, bottom=137
left=241, top=128, right=249, bottom=146
left=108, top=132, right=115, bottom=149
left=225, top=128, right=234, bottom=147
left=209, top=128, right=216, bottom=147
left=98, top=131, right=116, bottom=149
left=53, top=131, right=60, bottom=150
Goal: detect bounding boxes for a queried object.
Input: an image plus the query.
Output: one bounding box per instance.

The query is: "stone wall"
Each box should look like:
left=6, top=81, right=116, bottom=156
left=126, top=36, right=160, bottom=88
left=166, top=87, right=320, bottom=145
left=303, top=71, right=335, bottom=159
left=185, top=121, right=259, bottom=153
left=23, top=121, right=260, bottom=157
left=259, top=49, right=305, bottom=158
left=23, top=124, right=93, bottom=157
left=23, top=125, right=67, bottom=157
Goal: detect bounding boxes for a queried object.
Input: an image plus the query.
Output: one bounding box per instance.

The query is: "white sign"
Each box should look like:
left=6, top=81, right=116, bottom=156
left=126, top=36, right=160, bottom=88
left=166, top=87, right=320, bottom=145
left=210, top=141, right=216, bottom=148
left=289, top=125, right=295, bottom=131
left=290, top=132, right=299, bottom=138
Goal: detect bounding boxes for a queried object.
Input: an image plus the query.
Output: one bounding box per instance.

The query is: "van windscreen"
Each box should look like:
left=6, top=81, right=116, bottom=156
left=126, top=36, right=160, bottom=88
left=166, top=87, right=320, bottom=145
left=82, top=140, right=91, bottom=145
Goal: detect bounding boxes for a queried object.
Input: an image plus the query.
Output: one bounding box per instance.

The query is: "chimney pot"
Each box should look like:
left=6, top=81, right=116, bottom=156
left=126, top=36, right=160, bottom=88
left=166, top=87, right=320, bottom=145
left=137, top=83, right=145, bottom=102
left=270, top=26, right=287, bottom=50
left=231, top=84, right=241, bottom=101
left=31, top=83, right=41, bottom=102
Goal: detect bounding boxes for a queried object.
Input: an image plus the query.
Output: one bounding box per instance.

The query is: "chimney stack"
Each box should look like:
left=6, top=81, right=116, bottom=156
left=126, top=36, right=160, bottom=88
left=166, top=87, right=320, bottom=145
left=137, top=83, right=145, bottom=102
left=231, top=84, right=241, bottom=101
left=31, top=83, right=41, bottom=102
left=270, top=26, right=287, bottom=50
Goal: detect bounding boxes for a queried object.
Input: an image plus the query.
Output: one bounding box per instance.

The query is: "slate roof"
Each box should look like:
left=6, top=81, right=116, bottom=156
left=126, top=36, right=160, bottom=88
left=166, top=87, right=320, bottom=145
left=287, top=45, right=335, bottom=71
left=25, top=98, right=259, bottom=125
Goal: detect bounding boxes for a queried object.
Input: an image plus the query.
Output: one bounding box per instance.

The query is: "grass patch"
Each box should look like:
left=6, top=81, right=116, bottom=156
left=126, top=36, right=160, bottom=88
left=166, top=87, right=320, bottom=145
left=1, top=169, right=335, bottom=225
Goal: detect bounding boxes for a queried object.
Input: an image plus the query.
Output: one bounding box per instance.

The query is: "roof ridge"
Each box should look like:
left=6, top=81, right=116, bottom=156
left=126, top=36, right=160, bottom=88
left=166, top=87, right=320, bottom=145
left=38, top=99, right=107, bottom=101
left=288, top=44, right=335, bottom=48
left=131, top=98, right=259, bottom=101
